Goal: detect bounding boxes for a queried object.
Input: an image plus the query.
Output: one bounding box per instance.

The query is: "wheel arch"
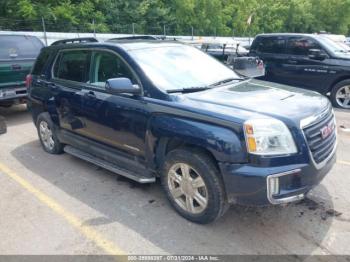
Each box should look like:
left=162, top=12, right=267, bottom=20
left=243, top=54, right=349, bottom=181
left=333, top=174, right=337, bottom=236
left=148, top=115, right=247, bottom=172
left=329, top=75, right=350, bottom=93
left=154, top=137, right=220, bottom=173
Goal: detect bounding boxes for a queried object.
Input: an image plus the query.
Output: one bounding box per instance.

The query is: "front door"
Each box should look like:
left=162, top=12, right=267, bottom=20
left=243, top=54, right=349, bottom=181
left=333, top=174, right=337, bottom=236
left=80, top=49, right=149, bottom=160
left=282, top=36, right=330, bottom=91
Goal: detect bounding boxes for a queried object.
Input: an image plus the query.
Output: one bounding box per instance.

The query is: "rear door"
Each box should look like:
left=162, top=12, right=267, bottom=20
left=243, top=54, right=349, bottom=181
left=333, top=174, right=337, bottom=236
left=0, top=35, right=43, bottom=91
left=250, top=36, right=288, bottom=83
left=50, top=49, right=92, bottom=134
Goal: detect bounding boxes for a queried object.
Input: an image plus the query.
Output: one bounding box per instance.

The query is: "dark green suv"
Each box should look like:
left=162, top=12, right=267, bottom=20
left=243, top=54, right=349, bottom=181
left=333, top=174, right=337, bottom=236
left=0, top=34, right=44, bottom=107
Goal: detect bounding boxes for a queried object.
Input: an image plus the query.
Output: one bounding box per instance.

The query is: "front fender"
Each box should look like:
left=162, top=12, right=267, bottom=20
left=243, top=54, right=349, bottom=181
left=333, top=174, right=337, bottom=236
left=148, top=115, right=247, bottom=166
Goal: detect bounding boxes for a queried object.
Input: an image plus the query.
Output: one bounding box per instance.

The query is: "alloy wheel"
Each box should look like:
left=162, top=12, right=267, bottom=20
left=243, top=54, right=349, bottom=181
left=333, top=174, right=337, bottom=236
left=39, top=121, right=55, bottom=151
left=167, top=163, right=208, bottom=214
left=336, top=85, right=350, bottom=109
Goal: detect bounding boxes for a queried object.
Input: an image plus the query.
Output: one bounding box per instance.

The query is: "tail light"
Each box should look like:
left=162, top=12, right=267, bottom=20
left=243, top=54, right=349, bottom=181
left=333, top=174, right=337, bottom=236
left=25, top=74, right=32, bottom=88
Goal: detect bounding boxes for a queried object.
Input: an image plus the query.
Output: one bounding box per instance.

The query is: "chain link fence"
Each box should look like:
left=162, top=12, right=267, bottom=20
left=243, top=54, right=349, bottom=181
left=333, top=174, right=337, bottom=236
left=0, top=17, right=253, bottom=47
left=0, top=17, right=196, bottom=36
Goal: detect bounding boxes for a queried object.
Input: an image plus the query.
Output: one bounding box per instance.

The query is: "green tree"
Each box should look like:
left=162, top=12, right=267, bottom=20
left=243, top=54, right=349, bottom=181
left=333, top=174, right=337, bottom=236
left=1, top=0, right=350, bottom=36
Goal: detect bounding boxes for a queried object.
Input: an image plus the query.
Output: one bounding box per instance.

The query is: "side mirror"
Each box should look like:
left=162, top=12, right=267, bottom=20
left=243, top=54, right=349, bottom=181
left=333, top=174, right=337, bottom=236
left=0, top=116, right=7, bottom=135
left=105, top=78, right=140, bottom=95
left=308, top=49, right=328, bottom=60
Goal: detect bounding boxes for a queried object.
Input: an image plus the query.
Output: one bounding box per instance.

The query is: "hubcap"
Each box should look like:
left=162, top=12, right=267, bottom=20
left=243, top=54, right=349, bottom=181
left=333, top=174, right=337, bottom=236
left=336, top=85, right=350, bottom=109
left=167, top=163, right=208, bottom=214
left=39, top=121, right=55, bottom=150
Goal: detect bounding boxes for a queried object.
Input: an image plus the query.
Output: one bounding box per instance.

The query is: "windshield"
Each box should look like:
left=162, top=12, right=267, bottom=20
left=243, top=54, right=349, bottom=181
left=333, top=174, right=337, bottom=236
left=318, top=36, right=350, bottom=53
left=129, top=44, right=240, bottom=91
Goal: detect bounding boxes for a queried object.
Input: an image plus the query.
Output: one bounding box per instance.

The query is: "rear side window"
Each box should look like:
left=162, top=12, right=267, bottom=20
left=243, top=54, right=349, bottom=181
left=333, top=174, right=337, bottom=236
left=53, top=50, right=91, bottom=82
left=255, top=37, right=286, bottom=53
left=286, top=37, right=321, bottom=56
left=0, top=35, right=43, bottom=60
left=32, top=49, right=51, bottom=75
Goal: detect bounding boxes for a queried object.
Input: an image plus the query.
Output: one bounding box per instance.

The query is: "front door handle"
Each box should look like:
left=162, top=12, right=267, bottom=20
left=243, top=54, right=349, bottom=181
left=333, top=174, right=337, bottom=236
left=84, top=91, right=96, bottom=98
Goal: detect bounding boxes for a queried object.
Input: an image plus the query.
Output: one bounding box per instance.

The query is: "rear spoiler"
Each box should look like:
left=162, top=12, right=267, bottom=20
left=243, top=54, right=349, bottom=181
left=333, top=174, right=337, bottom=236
left=51, top=37, right=98, bottom=46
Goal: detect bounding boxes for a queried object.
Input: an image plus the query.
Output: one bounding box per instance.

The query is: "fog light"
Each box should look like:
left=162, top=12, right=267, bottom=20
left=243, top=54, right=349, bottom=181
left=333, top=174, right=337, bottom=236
left=268, top=176, right=279, bottom=196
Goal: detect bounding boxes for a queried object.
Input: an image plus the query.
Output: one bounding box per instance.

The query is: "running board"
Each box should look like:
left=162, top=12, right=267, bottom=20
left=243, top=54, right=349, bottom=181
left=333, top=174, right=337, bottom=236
left=64, top=145, right=155, bottom=183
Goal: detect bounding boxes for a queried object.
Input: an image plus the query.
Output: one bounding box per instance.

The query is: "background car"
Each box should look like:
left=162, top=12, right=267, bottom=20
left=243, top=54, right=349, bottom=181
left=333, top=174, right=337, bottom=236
left=250, top=33, right=350, bottom=109
left=0, top=34, right=44, bottom=107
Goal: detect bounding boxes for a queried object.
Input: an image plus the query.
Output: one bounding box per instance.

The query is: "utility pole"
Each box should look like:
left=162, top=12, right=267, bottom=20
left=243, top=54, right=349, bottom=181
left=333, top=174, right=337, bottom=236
left=92, top=19, right=96, bottom=38
left=163, top=25, right=166, bottom=38
left=132, top=23, right=135, bottom=36
left=191, top=26, right=194, bottom=40
left=41, top=17, right=48, bottom=46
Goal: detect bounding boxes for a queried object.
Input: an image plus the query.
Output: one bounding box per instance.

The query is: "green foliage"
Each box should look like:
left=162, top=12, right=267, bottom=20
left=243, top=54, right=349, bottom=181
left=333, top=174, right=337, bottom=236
left=1, top=0, right=350, bottom=36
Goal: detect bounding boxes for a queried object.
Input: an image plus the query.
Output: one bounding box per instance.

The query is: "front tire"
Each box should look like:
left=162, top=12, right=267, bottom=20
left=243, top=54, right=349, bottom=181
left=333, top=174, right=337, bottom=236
left=36, top=113, right=63, bottom=154
left=161, top=148, right=228, bottom=224
left=330, top=80, right=350, bottom=109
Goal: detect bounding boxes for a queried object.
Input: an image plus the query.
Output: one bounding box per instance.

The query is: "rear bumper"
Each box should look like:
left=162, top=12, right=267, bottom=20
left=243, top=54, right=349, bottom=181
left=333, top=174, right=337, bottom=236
left=219, top=151, right=336, bottom=206
left=0, top=86, right=27, bottom=102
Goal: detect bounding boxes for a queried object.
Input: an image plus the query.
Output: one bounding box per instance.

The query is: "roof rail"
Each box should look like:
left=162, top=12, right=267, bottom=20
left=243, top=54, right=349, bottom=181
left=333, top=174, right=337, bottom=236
left=51, top=37, right=98, bottom=46
left=107, top=35, right=159, bottom=41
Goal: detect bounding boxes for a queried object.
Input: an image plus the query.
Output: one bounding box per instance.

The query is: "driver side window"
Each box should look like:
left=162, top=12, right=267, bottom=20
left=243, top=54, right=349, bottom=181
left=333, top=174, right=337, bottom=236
left=90, top=51, right=137, bottom=88
left=286, top=37, right=321, bottom=56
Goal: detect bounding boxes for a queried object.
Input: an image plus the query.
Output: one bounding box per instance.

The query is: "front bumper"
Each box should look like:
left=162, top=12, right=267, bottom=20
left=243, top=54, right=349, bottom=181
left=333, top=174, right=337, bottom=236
left=219, top=150, right=336, bottom=206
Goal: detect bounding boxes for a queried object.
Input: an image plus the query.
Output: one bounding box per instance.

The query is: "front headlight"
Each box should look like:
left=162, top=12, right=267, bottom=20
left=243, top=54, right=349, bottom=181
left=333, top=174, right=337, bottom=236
left=244, top=118, right=297, bottom=155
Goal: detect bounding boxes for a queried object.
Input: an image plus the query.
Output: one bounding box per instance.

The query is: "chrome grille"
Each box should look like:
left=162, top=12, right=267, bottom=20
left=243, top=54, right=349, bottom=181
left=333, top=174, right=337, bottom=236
left=303, top=109, right=336, bottom=164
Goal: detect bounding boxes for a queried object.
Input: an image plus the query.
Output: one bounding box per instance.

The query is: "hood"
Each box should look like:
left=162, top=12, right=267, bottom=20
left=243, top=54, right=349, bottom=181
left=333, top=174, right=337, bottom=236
left=181, top=79, right=330, bottom=126
left=332, top=52, right=350, bottom=60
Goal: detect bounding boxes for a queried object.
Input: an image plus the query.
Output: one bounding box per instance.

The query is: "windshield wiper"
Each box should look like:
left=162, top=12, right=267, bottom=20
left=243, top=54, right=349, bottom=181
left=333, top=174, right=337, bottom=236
left=209, top=77, right=242, bottom=87
left=335, top=49, right=350, bottom=53
left=166, top=86, right=212, bottom=93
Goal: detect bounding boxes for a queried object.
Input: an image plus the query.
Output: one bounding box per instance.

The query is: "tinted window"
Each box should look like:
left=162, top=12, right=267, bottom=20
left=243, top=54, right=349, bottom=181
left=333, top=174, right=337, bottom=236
left=32, top=49, right=51, bottom=75
left=54, top=50, right=91, bottom=82
left=90, top=51, right=136, bottom=87
left=0, top=35, right=43, bottom=60
left=256, top=37, right=286, bottom=53
left=286, top=37, right=321, bottom=56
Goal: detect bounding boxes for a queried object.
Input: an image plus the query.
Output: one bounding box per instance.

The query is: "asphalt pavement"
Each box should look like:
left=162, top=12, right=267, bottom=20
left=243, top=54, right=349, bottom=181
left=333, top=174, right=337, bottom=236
left=0, top=105, right=349, bottom=255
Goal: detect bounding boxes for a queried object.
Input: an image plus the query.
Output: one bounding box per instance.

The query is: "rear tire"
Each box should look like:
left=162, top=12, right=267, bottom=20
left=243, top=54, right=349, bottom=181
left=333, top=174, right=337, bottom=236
left=330, top=80, right=350, bottom=109
left=0, top=115, right=6, bottom=134
left=161, top=148, right=228, bottom=224
left=36, top=112, right=63, bottom=154
left=0, top=102, right=14, bottom=108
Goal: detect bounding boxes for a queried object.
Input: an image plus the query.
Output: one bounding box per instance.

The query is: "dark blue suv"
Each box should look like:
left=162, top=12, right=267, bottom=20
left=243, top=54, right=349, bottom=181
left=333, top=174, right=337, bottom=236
left=27, top=38, right=337, bottom=223
left=250, top=33, right=350, bottom=109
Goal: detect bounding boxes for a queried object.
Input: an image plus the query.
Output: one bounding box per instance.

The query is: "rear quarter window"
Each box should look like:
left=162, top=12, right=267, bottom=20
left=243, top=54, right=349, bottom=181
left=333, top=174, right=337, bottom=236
left=0, top=35, right=44, bottom=60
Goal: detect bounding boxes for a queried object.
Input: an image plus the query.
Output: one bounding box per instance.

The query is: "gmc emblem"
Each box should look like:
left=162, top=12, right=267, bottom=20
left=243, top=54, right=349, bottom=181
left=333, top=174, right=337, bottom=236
left=320, top=122, right=335, bottom=139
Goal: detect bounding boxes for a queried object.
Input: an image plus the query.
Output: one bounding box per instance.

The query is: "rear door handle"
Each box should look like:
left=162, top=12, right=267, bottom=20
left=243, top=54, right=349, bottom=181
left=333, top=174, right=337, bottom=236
left=48, top=83, right=58, bottom=89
